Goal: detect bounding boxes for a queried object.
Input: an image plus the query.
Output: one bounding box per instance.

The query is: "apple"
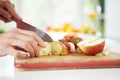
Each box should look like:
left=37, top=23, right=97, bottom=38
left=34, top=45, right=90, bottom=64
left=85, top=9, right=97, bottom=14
left=64, top=33, right=78, bottom=40
left=59, top=34, right=83, bottom=53
left=73, top=37, right=83, bottom=44
left=67, top=42, right=76, bottom=52
left=72, top=37, right=83, bottom=48
left=51, top=41, right=69, bottom=55
left=59, top=39, right=76, bottom=52
left=39, top=41, right=68, bottom=56
left=39, top=42, right=52, bottom=56
left=62, top=42, right=71, bottom=52
left=77, top=38, right=105, bottom=55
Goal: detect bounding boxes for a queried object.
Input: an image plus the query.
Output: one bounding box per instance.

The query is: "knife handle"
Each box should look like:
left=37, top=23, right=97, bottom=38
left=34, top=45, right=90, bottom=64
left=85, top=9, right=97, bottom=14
left=13, top=17, right=22, bottom=28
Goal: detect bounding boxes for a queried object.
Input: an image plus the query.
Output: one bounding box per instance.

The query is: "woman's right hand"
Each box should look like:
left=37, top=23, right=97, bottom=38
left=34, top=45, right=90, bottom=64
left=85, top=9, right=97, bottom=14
left=0, top=28, right=46, bottom=59
left=0, top=0, right=21, bottom=22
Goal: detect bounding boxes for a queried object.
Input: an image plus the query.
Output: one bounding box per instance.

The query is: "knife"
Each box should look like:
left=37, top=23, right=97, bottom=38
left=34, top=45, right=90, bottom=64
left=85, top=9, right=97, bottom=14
left=14, top=20, right=53, bottom=42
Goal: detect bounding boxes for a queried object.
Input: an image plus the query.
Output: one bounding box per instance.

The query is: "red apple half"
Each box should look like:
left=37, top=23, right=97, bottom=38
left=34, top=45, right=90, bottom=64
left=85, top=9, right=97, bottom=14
left=77, top=38, right=105, bottom=55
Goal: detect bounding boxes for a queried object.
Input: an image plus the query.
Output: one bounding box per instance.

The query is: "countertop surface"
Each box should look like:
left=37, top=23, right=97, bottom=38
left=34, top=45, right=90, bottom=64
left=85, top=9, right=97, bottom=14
left=0, top=33, right=120, bottom=80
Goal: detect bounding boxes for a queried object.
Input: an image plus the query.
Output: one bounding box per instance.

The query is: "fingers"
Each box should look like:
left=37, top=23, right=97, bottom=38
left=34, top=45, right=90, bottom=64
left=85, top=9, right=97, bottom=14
left=0, top=7, right=12, bottom=22
left=0, top=0, right=21, bottom=22
left=7, top=28, right=44, bottom=57
left=1, top=28, right=46, bottom=58
left=10, top=38, right=36, bottom=57
left=16, top=51, right=30, bottom=59
left=15, top=28, right=46, bottom=47
left=3, top=0, right=21, bottom=20
left=12, top=32, right=40, bottom=57
left=0, top=16, right=12, bottom=22
left=8, top=48, right=29, bottom=59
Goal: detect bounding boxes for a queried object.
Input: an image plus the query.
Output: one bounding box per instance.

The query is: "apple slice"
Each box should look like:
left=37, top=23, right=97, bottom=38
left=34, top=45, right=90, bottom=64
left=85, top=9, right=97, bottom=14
left=61, top=42, right=69, bottom=55
left=77, top=38, right=105, bottom=55
left=68, top=42, right=76, bottom=52
left=39, top=42, right=51, bottom=56
left=51, top=41, right=68, bottom=55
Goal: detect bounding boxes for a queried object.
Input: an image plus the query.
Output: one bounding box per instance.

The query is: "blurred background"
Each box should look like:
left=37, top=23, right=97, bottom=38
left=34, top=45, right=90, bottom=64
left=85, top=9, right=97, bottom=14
left=0, top=0, right=120, bottom=42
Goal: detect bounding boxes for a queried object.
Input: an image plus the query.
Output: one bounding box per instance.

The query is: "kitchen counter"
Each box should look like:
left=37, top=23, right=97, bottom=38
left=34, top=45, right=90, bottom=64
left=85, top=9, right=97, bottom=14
left=0, top=33, right=120, bottom=80
left=15, top=68, right=120, bottom=80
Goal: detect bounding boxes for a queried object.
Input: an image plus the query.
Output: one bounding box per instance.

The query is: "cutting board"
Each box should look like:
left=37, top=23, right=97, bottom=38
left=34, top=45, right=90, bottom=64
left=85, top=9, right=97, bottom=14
left=14, top=52, right=120, bottom=70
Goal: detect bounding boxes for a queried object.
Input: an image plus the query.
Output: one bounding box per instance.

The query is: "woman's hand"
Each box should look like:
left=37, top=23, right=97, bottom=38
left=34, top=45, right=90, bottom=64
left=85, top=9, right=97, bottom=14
left=0, top=28, right=46, bottom=58
left=0, top=0, right=21, bottom=22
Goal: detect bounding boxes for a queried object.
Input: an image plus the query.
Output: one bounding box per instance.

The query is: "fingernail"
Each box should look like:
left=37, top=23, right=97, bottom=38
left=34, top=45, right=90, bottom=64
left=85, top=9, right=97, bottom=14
left=25, top=53, right=30, bottom=57
left=21, top=52, right=30, bottom=58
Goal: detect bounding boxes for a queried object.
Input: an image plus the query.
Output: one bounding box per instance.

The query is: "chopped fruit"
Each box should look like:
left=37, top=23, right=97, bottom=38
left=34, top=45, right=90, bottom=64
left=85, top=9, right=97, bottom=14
left=59, top=33, right=83, bottom=52
left=59, top=38, right=71, bottom=51
left=73, top=37, right=83, bottom=44
left=64, top=33, right=78, bottom=40
left=68, top=42, right=76, bottom=52
left=38, top=34, right=105, bottom=56
left=77, top=38, right=98, bottom=46
left=39, top=42, right=51, bottom=56
left=59, top=39, right=76, bottom=52
left=60, top=42, right=69, bottom=55
left=73, top=37, right=83, bottom=48
left=59, top=38, right=68, bottom=43
left=73, top=38, right=83, bottom=44
left=51, top=41, right=68, bottom=55
left=77, top=38, right=105, bottom=55
left=63, top=43, right=71, bottom=52
left=63, top=33, right=83, bottom=43
left=51, top=42, right=62, bottom=55
left=101, top=47, right=110, bottom=56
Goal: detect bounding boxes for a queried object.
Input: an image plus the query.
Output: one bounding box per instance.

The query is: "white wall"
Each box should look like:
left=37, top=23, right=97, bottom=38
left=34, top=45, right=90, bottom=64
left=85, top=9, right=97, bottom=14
left=105, top=0, right=120, bottom=41
left=0, top=0, right=84, bottom=30
left=19, top=0, right=83, bottom=29
left=50, top=0, right=83, bottom=28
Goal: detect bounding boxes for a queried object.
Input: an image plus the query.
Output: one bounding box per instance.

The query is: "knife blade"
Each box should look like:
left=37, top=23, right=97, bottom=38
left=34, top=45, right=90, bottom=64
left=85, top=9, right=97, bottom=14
left=15, top=20, right=53, bottom=42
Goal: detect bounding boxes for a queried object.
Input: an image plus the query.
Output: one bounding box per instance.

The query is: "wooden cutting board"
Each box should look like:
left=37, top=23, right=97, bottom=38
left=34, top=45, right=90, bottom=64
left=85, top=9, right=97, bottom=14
left=14, top=52, right=120, bottom=70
